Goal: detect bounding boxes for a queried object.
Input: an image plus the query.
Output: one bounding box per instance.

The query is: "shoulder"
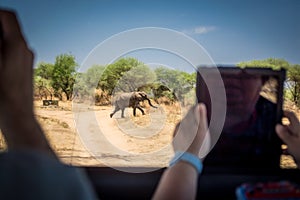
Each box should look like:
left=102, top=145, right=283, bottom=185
left=0, top=151, right=98, bottom=200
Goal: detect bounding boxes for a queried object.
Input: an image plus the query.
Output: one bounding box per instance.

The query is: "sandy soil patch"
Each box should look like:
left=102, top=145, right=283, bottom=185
left=0, top=100, right=297, bottom=169
left=34, top=101, right=183, bottom=168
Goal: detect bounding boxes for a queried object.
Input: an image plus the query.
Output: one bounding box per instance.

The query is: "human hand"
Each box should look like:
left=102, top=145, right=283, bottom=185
left=276, top=111, right=300, bottom=168
left=0, top=10, right=34, bottom=120
left=172, top=103, right=211, bottom=159
left=0, top=10, right=55, bottom=156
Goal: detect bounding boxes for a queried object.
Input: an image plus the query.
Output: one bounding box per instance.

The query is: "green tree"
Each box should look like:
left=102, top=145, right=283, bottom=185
left=99, top=57, right=144, bottom=95
left=86, top=65, right=105, bottom=88
left=52, top=54, right=78, bottom=100
left=286, top=64, right=300, bottom=106
left=154, top=67, right=196, bottom=105
left=73, top=65, right=105, bottom=98
left=238, top=58, right=290, bottom=70
left=238, top=58, right=300, bottom=107
left=35, top=62, right=54, bottom=79
left=114, top=64, right=156, bottom=93
left=34, top=62, right=55, bottom=100
left=34, top=76, right=54, bottom=100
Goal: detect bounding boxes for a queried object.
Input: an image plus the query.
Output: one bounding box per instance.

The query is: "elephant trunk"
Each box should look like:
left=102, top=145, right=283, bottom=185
left=147, top=98, right=157, bottom=108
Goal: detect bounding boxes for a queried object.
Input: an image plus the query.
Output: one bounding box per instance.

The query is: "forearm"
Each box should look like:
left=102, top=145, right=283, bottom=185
left=0, top=111, right=56, bottom=158
left=152, top=104, right=208, bottom=199
left=152, top=162, right=198, bottom=200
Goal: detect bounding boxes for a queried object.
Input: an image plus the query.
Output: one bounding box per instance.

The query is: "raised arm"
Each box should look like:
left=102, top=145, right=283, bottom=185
left=0, top=10, right=98, bottom=200
left=0, top=10, right=56, bottom=157
left=152, top=103, right=210, bottom=200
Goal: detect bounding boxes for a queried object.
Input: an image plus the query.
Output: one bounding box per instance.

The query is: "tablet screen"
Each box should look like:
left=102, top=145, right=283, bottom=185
left=196, top=66, right=286, bottom=171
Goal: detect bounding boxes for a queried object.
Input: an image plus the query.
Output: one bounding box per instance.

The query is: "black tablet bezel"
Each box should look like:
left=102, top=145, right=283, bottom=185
left=196, top=66, right=286, bottom=172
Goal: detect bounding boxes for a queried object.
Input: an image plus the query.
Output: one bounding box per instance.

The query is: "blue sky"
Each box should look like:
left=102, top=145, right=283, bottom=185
left=0, top=0, right=299, bottom=72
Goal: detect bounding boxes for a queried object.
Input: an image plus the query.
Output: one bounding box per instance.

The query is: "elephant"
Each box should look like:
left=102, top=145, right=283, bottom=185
left=110, top=91, right=157, bottom=118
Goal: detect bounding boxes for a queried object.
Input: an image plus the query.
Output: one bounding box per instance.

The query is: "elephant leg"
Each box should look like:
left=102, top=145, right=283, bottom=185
left=121, top=108, right=125, bottom=118
left=110, top=106, right=120, bottom=118
left=133, top=107, right=137, bottom=116
left=136, top=106, right=145, bottom=115
left=110, top=112, right=114, bottom=118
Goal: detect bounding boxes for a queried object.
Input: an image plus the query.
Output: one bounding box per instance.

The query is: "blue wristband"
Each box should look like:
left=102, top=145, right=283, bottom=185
left=169, top=151, right=203, bottom=174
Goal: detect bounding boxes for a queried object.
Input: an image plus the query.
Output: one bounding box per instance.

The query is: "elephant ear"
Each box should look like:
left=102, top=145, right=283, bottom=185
left=131, top=92, right=140, bottom=101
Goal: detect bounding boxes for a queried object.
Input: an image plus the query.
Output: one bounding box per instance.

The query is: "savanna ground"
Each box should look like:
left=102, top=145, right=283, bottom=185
left=0, top=99, right=298, bottom=169
left=30, top=100, right=183, bottom=168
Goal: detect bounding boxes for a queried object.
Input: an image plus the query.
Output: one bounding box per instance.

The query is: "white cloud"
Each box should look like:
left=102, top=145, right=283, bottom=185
left=182, top=26, right=217, bottom=35
left=194, top=26, right=216, bottom=34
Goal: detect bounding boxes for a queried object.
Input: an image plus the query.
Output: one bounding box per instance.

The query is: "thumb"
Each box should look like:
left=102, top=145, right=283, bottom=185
left=276, top=124, right=294, bottom=145
left=198, top=103, right=208, bottom=130
left=196, top=103, right=211, bottom=159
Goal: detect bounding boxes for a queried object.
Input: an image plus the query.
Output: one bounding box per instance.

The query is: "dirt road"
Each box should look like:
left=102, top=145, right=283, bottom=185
left=35, top=103, right=176, bottom=171
left=34, top=101, right=297, bottom=170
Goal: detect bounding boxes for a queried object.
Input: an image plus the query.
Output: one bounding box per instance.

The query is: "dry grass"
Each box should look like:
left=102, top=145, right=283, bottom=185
left=0, top=99, right=298, bottom=168
left=129, top=101, right=184, bottom=126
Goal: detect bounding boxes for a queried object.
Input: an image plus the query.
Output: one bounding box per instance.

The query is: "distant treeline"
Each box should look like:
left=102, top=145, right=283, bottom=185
left=34, top=54, right=300, bottom=107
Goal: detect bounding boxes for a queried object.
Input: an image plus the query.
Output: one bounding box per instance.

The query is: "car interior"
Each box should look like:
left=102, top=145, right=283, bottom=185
left=82, top=67, right=300, bottom=199
left=0, top=2, right=299, bottom=199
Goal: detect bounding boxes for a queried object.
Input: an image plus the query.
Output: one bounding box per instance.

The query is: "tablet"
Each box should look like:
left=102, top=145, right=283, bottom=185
left=196, top=66, right=286, bottom=171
